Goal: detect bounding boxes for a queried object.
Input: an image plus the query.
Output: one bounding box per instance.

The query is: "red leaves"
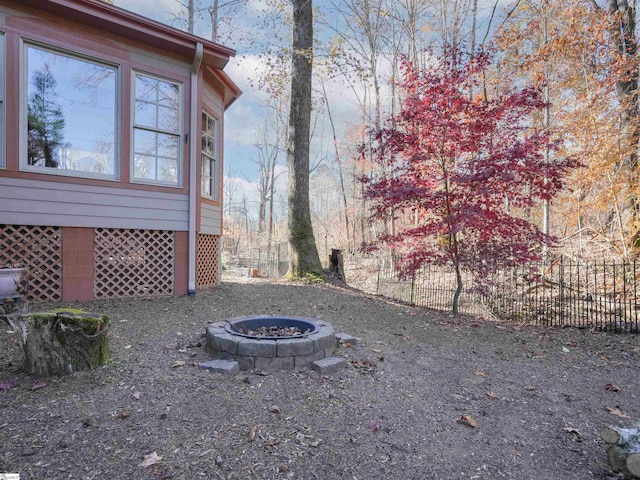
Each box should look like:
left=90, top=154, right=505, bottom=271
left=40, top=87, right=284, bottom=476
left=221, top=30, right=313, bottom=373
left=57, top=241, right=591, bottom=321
left=362, top=46, right=579, bottom=282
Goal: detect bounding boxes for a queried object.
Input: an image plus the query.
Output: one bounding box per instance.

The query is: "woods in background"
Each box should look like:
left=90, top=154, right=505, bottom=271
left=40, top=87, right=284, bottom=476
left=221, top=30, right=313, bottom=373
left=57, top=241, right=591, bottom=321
left=173, top=0, right=640, bottom=266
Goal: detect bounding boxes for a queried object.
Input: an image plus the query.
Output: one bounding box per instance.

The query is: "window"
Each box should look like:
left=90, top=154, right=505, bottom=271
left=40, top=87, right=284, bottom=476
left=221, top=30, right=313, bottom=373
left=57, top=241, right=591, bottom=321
left=23, top=43, right=117, bottom=178
left=201, top=112, right=218, bottom=201
left=0, top=33, right=4, bottom=168
left=132, top=72, right=182, bottom=185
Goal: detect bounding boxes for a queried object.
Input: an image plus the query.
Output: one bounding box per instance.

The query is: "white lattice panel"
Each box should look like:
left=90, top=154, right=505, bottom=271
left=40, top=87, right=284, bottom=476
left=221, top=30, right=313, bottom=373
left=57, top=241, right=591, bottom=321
left=196, top=234, right=219, bottom=288
left=0, top=225, right=62, bottom=302
left=94, top=228, right=174, bottom=298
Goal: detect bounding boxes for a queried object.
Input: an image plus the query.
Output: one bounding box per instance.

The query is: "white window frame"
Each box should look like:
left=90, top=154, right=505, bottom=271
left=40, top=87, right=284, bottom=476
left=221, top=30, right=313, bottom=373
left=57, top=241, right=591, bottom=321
left=131, top=70, right=183, bottom=187
left=19, top=39, right=120, bottom=180
left=0, top=32, right=5, bottom=169
left=201, top=112, right=219, bottom=201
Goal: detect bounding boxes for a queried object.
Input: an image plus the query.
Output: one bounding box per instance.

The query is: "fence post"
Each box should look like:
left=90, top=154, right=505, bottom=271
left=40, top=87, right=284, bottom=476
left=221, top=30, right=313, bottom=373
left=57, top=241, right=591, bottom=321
left=410, top=276, right=415, bottom=305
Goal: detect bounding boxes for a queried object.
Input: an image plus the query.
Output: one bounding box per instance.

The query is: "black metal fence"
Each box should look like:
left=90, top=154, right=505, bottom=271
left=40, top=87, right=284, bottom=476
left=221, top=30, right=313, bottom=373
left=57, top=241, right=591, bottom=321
left=346, top=256, right=640, bottom=333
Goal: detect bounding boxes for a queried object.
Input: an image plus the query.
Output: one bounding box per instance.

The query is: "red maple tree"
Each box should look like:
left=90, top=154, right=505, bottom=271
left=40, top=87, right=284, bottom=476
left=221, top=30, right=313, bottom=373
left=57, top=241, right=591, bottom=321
left=362, top=48, right=580, bottom=314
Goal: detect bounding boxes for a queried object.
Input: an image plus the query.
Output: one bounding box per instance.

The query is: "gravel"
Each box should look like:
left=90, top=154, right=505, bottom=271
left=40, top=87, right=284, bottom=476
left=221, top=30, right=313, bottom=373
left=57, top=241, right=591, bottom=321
left=1, top=277, right=639, bottom=479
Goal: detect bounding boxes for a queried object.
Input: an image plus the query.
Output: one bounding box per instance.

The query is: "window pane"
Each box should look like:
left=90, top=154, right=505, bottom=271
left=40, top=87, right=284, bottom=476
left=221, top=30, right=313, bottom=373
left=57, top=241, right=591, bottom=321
left=133, top=73, right=181, bottom=185
left=134, top=128, right=156, bottom=155
left=134, top=154, right=156, bottom=180
left=135, top=75, right=157, bottom=103
left=158, top=105, right=179, bottom=132
left=157, top=157, right=178, bottom=183
left=26, top=45, right=116, bottom=176
left=201, top=112, right=217, bottom=200
left=135, top=101, right=157, bottom=129
left=134, top=74, right=180, bottom=133
left=157, top=133, right=178, bottom=159
left=158, top=80, right=179, bottom=107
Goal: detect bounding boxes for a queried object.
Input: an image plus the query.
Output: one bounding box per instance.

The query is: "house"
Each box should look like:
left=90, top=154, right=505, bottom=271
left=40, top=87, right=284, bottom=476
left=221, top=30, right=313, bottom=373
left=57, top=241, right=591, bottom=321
left=0, top=0, right=241, bottom=302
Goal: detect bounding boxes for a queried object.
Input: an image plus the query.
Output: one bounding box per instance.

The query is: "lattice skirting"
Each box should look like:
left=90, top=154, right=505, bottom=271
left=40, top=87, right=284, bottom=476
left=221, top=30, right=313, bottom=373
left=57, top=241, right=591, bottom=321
left=196, top=233, right=220, bottom=288
left=94, top=228, right=174, bottom=298
left=0, top=225, right=62, bottom=302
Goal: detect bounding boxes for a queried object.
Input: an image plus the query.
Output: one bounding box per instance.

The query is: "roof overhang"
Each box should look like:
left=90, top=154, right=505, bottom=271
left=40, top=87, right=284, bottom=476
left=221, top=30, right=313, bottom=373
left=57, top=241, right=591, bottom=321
left=14, top=0, right=236, bottom=69
left=205, top=66, right=243, bottom=109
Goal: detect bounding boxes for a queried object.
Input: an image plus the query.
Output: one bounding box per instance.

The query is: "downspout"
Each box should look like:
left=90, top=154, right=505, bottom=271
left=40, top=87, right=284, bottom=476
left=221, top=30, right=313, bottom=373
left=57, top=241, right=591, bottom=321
left=188, top=42, right=203, bottom=297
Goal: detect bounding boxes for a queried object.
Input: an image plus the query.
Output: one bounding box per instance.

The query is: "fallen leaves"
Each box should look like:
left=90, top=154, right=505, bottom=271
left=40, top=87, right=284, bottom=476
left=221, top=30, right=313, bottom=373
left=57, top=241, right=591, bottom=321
left=605, top=383, right=621, bottom=392
left=350, top=358, right=377, bottom=373
left=28, top=382, right=47, bottom=391
left=562, top=426, right=581, bottom=437
left=0, top=377, right=18, bottom=391
left=524, top=385, right=536, bottom=391
left=248, top=424, right=260, bottom=442
left=263, top=438, right=280, bottom=452
left=131, top=391, right=142, bottom=401
left=268, top=405, right=281, bottom=414
left=139, top=451, right=163, bottom=468
left=458, top=415, right=479, bottom=428
left=117, top=409, right=133, bottom=420
left=486, top=392, right=499, bottom=400
left=605, top=406, right=630, bottom=419
left=369, top=422, right=380, bottom=432
left=473, top=370, right=488, bottom=376
left=170, top=360, right=186, bottom=369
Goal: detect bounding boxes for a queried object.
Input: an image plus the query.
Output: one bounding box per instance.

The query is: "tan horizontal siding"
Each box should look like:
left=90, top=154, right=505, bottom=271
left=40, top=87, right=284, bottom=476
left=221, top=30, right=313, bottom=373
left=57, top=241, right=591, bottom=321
left=0, top=176, right=188, bottom=230
left=200, top=202, right=221, bottom=235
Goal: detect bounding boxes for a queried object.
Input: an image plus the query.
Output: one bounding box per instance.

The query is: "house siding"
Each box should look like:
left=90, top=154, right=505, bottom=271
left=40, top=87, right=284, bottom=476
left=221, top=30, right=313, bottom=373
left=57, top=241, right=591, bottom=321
left=0, top=0, right=240, bottom=302
left=199, top=81, right=224, bottom=236
left=200, top=202, right=221, bottom=235
left=0, top=176, right=188, bottom=230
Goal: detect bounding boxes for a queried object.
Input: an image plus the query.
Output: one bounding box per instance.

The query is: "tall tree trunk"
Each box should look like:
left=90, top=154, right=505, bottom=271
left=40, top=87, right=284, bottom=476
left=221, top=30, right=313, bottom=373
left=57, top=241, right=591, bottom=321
left=542, top=0, right=551, bottom=257
left=320, top=79, right=350, bottom=251
left=210, top=0, right=219, bottom=41
left=286, top=0, right=323, bottom=278
left=188, top=0, right=195, bottom=33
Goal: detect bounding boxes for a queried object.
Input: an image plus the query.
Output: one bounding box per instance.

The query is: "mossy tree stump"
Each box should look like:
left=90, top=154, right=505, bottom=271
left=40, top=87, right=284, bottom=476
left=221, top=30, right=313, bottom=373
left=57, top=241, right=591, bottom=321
left=2, top=308, right=109, bottom=376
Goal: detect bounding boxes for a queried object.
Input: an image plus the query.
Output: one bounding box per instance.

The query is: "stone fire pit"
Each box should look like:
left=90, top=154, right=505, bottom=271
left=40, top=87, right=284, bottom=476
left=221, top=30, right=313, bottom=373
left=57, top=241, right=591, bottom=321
left=205, top=315, right=337, bottom=370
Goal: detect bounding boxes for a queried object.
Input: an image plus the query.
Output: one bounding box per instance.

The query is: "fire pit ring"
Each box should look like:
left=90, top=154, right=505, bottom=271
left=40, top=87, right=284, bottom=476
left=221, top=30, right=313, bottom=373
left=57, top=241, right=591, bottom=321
left=205, top=315, right=336, bottom=370
left=224, top=316, right=319, bottom=339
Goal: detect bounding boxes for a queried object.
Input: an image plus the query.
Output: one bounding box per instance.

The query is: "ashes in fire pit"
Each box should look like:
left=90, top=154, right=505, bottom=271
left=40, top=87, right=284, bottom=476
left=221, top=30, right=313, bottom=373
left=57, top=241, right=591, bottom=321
left=238, top=325, right=311, bottom=338
left=206, top=316, right=336, bottom=370
left=224, top=316, right=319, bottom=340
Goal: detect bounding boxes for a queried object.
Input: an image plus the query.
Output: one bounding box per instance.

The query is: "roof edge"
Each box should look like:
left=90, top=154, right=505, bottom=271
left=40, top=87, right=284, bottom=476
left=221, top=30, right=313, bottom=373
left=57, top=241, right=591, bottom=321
left=15, top=0, right=236, bottom=69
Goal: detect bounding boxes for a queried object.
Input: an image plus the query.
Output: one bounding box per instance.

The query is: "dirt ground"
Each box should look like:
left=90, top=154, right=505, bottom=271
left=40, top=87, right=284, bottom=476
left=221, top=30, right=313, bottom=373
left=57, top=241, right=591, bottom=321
left=1, top=277, right=639, bottom=480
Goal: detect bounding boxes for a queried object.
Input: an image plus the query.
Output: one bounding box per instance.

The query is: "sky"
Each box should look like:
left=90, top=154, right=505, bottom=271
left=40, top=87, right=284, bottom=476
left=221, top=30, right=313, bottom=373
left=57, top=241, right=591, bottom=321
left=114, top=0, right=293, bottom=182
left=113, top=0, right=505, bottom=220
left=112, top=0, right=373, bottom=222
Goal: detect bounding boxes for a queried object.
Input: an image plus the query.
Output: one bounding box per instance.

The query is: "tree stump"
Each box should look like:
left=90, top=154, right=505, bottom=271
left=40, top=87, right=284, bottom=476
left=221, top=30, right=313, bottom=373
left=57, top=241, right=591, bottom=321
left=2, top=308, right=109, bottom=376
left=602, top=422, right=640, bottom=479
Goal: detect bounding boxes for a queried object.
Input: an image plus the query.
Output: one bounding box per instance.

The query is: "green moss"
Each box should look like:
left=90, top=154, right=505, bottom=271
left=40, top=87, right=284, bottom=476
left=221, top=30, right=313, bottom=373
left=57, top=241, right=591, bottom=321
left=51, top=307, right=87, bottom=315
left=284, top=271, right=325, bottom=283
left=27, top=308, right=109, bottom=334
